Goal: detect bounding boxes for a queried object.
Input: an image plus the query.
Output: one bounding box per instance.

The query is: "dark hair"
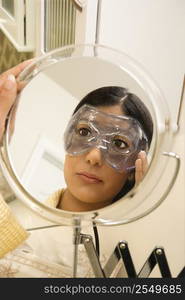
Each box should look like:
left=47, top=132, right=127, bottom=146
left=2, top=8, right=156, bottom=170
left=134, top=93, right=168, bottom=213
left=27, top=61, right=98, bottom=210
left=73, top=86, right=153, bottom=201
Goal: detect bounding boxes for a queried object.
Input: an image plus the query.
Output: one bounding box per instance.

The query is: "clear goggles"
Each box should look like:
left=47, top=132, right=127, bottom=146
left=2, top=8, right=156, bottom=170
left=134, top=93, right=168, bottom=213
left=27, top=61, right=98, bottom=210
left=64, top=105, right=148, bottom=173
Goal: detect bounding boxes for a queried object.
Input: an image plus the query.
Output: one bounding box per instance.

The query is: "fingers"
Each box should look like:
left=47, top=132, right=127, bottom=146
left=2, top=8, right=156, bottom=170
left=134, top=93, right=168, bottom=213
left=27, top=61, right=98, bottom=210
left=0, top=59, right=34, bottom=92
left=0, top=59, right=34, bottom=142
left=0, top=74, right=17, bottom=140
left=135, top=151, right=148, bottom=185
left=0, top=74, right=17, bottom=113
left=135, top=158, right=143, bottom=185
left=138, top=150, right=148, bottom=173
left=1, top=59, right=33, bottom=80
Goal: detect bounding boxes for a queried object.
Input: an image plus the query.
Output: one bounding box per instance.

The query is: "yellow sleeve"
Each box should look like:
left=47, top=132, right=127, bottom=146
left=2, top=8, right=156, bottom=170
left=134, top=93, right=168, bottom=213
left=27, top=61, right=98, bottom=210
left=45, top=189, right=65, bottom=208
left=0, top=194, right=29, bottom=258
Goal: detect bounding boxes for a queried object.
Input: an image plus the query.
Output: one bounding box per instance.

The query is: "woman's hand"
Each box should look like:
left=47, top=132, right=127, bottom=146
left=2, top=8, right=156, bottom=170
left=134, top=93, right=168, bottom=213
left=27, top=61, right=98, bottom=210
left=135, top=150, right=148, bottom=185
left=0, top=60, right=32, bottom=140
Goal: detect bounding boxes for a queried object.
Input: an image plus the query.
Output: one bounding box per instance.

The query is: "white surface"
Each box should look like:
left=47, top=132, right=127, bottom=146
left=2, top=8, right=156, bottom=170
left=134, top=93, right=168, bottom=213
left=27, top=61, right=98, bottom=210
left=97, top=0, right=185, bottom=123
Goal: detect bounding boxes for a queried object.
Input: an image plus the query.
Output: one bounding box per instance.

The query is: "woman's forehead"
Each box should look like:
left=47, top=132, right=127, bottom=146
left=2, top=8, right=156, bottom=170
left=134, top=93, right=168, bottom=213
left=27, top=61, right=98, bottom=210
left=80, top=104, right=126, bottom=123
left=95, top=104, right=124, bottom=116
left=77, top=106, right=136, bottom=132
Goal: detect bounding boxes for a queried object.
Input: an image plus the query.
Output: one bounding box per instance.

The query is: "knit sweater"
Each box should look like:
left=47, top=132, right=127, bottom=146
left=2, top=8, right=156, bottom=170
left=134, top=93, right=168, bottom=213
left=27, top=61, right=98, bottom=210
left=0, top=194, right=28, bottom=258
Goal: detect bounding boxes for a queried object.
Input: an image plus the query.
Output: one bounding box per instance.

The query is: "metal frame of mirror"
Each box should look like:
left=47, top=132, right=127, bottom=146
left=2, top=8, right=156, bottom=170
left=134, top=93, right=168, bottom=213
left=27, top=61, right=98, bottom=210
left=0, top=44, right=180, bottom=227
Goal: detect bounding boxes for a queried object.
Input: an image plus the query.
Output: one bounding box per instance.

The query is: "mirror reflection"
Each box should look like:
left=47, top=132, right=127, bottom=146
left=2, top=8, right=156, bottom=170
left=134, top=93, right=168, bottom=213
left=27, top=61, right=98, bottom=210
left=6, top=57, right=153, bottom=213
left=46, top=87, right=153, bottom=212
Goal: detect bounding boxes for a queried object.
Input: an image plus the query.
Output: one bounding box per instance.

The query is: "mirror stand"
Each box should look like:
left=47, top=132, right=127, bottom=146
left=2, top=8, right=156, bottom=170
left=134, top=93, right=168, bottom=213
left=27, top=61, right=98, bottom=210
left=72, top=223, right=172, bottom=278
left=137, top=247, right=172, bottom=278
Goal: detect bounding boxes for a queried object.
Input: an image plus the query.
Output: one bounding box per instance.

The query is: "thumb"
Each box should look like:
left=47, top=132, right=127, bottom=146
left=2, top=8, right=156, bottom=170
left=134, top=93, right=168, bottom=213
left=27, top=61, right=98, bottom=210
left=0, top=74, right=17, bottom=140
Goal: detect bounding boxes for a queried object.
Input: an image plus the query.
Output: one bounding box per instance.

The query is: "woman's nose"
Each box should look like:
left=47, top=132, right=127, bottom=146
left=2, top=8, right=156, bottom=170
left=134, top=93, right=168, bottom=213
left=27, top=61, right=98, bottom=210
left=85, top=147, right=103, bottom=167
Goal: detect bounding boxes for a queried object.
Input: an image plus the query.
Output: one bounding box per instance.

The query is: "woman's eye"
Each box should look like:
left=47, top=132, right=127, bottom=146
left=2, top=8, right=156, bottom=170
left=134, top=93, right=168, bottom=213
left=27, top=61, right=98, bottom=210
left=78, top=127, right=91, bottom=137
left=113, top=138, right=128, bottom=149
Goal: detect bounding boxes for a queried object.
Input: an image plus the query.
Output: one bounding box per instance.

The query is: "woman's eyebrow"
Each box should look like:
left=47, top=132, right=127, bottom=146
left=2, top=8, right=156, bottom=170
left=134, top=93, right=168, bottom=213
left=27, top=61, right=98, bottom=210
left=78, top=117, right=133, bottom=130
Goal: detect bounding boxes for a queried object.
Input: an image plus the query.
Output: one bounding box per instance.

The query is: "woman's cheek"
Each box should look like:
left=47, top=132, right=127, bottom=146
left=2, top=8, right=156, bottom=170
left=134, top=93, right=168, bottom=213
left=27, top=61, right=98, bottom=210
left=104, top=170, right=128, bottom=196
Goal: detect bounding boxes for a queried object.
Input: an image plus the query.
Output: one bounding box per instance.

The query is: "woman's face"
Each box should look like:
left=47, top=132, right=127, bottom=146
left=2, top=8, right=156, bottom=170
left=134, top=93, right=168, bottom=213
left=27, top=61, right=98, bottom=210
left=64, top=105, right=128, bottom=207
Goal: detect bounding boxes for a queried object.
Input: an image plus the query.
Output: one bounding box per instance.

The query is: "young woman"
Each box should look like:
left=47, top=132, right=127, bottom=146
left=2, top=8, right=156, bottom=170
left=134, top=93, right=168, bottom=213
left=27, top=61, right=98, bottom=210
left=47, top=86, right=153, bottom=212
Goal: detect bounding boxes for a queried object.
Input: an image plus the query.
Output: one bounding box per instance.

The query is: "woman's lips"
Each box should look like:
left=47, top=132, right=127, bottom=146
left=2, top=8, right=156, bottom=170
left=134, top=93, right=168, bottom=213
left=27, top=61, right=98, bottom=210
left=76, top=172, right=103, bottom=184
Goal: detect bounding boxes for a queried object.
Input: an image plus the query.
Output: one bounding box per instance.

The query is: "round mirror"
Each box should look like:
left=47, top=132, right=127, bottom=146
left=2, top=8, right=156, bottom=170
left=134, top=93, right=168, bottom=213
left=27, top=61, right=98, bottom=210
left=0, top=44, right=176, bottom=226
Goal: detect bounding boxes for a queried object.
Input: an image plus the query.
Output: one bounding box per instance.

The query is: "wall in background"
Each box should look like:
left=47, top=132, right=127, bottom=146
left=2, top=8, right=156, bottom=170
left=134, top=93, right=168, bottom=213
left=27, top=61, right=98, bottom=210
left=0, top=30, right=33, bottom=73
left=98, top=0, right=185, bottom=124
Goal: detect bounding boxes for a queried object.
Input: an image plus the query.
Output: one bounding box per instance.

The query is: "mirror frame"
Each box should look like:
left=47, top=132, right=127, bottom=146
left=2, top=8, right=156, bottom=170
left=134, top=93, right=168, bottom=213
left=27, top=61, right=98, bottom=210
left=0, top=44, right=178, bottom=227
